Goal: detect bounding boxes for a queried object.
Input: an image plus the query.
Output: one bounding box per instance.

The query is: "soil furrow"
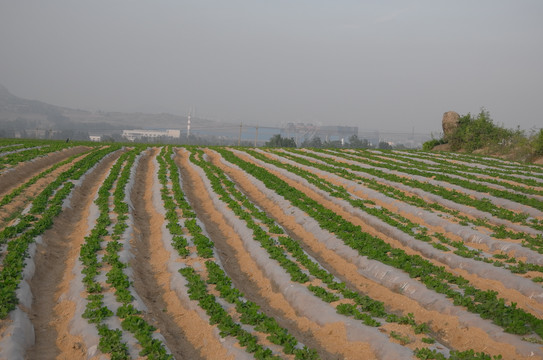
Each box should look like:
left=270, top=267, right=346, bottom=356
left=0, top=146, right=90, bottom=198
left=308, top=149, right=543, bottom=222
left=177, top=148, right=379, bottom=360
left=130, top=148, right=220, bottom=360
left=212, top=149, right=540, bottom=360
left=131, top=149, right=201, bottom=359
left=283, top=149, right=540, bottom=235
left=24, top=149, right=121, bottom=360
left=246, top=150, right=543, bottom=315
left=258, top=150, right=543, bottom=280
left=0, top=152, right=89, bottom=230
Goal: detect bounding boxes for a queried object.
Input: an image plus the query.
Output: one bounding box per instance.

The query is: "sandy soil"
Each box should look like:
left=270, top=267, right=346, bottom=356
left=0, top=146, right=90, bottom=198
left=302, top=149, right=543, bottom=221
left=213, top=149, right=540, bottom=360
left=130, top=148, right=207, bottom=360
left=24, top=149, right=121, bottom=360
left=291, top=149, right=507, bottom=222
left=2, top=144, right=540, bottom=360
left=131, top=149, right=235, bottom=359
left=0, top=152, right=89, bottom=229
left=254, top=150, right=543, bottom=316
left=176, top=148, right=377, bottom=360
left=340, top=150, right=543, bottom=193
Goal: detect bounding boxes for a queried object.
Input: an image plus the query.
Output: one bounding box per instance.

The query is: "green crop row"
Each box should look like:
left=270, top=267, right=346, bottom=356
left=158, top=147, right=319, bottom=359
left=269, top=148, right=543, bottom=252
left=289, top=148, right=542, bottom=230
left=0, top=146, right=117, bottom=319
left=81, top=147, right=172, bottom=359
left=0, top=148, right=92, bottom=211
left=218, top=148, right=543, bottom=340
left=189, top=149, right=453, bottom=347
left=0, top=141, right=76, bottom=170
left=342, top=148, right=543, bottom=197
left=0, top=147, right=116, bottom=245
left=243, top=149, right=543, bottom=281
left=321, top=148, right=543, bottom=214
left=80, top=150, right=133, bottom=358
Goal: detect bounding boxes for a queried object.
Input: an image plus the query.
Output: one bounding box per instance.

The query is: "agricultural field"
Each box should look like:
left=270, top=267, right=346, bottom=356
left=0, top=139, right=543, bottom=360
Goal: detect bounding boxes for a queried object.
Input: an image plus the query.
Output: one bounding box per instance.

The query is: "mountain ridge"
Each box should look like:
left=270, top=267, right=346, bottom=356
left=0, top=83, right=216, bottom=132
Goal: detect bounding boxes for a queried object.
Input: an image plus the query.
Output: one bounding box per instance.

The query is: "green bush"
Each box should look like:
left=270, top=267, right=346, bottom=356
left=533, top=129, right=543, bottom=156
left=422, top=138, right=446, bottom=151
left=448, top=110, right=513, bottom=152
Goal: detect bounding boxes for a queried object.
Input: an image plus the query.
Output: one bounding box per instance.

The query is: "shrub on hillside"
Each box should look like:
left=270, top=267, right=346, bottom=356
left=448, top=110, right=513, bottom=152
left=422, top=138, right=446, bottom=151
left=533, top=129, right=543, bottom=156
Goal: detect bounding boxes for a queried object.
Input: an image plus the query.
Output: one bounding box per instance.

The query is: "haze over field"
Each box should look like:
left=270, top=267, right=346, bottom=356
left=1, top=1, right=542, bottom=133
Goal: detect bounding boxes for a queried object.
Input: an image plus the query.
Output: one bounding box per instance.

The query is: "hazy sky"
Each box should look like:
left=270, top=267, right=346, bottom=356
left=1, top=1, right=542, bottom=133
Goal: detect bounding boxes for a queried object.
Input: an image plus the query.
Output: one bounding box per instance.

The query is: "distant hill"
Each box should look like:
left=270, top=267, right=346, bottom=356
left=0, top=83, right=215, bottom=134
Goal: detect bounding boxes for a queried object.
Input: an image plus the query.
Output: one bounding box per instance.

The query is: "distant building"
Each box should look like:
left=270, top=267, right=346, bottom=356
left=316, top=125, right=359, bottom=143
left=89, top=135, right=101, bottom=142
left=121, top=129, right=181, bottom=141
left=281, top=123, right=358, bottom=145
left=365, top=131, right=432, bottom=149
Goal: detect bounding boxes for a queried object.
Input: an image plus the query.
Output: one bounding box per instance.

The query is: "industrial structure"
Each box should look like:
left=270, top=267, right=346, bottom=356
left=121, top=129, right=181, bottom=142
left=280, top=123, right=359, bottom=146
left=359, top=130, right=433, bottom=149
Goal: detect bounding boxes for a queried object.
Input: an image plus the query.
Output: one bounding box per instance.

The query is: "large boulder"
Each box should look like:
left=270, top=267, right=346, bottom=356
left=442, top=111, right=460, bottom=139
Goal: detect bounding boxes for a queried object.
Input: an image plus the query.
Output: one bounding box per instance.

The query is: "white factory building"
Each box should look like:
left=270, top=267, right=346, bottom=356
left=122, top=129, right=181, bottom=142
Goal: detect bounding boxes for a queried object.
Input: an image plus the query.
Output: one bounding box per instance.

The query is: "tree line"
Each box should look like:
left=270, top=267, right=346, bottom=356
left=265, top=134, right=397, bottom=150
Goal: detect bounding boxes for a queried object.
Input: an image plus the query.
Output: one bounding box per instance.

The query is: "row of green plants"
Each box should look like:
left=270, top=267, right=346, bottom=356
left=217, top=148, right=543, bottom=341
left=321, top=148, right=543, bottom=213
left=157, top=148, right=213, bottom=258
left=0, top=138, right=64, bottom=148
left=418, top=148, right=543, bottom=175
left=80, top=148, right=172, bottom=359
left=0, top=147, right=116, bottom=246
left=265, top=148, right=543, bottom=254
left=80, top=150, right=134, bottom=359
left=189, top=149, right=451, bottom=350
left=0, top=143, right=27, bottom=154
left=156, top=148, right=191, bottom=258
left=0, top=148, right=92, bottom=211
left=0, top=139, right=28, bottom=147
left=203, top=148, right=518, bottom=359
left=158, top=147, right=319, bottom=359
left=375, top=149, right=543, bottom=187
left=340, top=148, right=543, bottom=198
left=324, top=149, right=543, bottom=254
left=242, top=149, right=543, bottom=281
left=0, top=146, right=118, bottom=318
left=276, top=148, right=543, bottom=234
left=301, top=148, right=543, bottom=230
left=0, top=141, right=76, bottom=170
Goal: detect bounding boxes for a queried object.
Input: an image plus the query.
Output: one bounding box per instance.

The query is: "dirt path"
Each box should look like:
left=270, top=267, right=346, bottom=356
left=176, top=148, right=378, bottom=360
left=0, top=146, right=90, bottom=198
left=130, top=148, right=205, bottom=360
left=24, top=149, right=121, bottom=360
left=210, top=149, right=538, bottom=360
